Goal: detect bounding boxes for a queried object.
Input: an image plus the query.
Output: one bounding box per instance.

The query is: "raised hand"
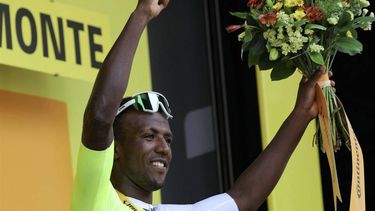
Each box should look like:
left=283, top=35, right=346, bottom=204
left=294, top=69, right=335, bottom=121
left=136, top=0, right=170, bottom=21
left=82, top=0, right=170, bottom=150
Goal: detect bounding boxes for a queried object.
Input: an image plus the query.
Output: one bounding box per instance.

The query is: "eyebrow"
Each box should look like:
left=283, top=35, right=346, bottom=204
left=149, top=127, right=173, bottom=139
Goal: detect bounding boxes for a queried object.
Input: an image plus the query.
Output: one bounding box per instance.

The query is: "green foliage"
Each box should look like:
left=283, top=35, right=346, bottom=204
left=309, top=52, right=325, bottom=65
left=229, top=12, right=248, bottom=19
left=247, top=33, right=266, bottom=68
left=270, top=61, right=296, bottom=81
left=334, top=37, right=363, bottom=55
left=305, top=23, right=327, bottom=31
left=334, top=11, right=353, bottom=34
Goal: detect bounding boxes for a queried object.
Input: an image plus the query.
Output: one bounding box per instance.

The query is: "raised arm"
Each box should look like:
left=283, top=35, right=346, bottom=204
left=82, top=0, right=169, bottom=150
left=228, top=69, right=327, bottom=211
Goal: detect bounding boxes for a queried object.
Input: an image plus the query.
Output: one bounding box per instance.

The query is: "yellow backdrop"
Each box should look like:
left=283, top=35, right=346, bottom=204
left=0, top=90, right=71, bottom=211
left=256, top=68, right=324, bottom=211
left=0, top=0, right=159, bottom=209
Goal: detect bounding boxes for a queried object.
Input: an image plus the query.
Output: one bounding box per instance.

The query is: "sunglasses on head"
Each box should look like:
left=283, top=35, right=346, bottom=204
left=116, top=91, right=173, bottom=119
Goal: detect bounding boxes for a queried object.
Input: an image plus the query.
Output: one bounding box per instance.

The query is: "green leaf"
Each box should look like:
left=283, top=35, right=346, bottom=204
left=309, top=52, right=325, bottom=65
left=266, top=0, right=273, bottom=8
left=275, top=21, right=287, bottom=28
left=305, top=23, right=327, bottom=31
left=349, top=28, right=358, bottom=39
left=247, top=33, right=266, bottom=68
left=258, top=53, right=280, bottom=70
left=242, top=41, right=251, bottom=52
left=248, top=48, right=261, bottom=68
left=334, top=12, right=353, bottom=34
left=353, top=16, right=375, bottom=29
left=354, top=16, right=375, bottom=24
left=229, top=12, right=248, bottom=19
left=311, top=35, right=320, bottom=44
left=295, top=20, right=307, bottom=27
left=250, top=34, right=266, bottom=55
left=241, top=28, right=254, bottom=52
left=247, top=14, right=259, bottom=27
left=334, top=37, right=363, bottom=55
left=244, top=28, right=253, bottom=42
left=270, top=61, right=296, bottom=81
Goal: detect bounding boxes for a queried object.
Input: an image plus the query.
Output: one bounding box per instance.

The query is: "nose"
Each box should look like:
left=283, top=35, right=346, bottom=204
left=155, top=136, right=170, bottom=155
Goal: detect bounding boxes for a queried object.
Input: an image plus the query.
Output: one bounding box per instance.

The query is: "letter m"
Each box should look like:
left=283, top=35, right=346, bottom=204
left=0, top=3, right=12, bottom=49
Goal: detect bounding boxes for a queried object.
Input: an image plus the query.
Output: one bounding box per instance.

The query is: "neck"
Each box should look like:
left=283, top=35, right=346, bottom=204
left=111, top=166, right=153, bottom=204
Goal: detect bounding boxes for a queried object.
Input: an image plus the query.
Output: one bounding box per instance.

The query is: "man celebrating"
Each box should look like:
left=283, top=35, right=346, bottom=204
left=71, top=0, right=329, bottom=210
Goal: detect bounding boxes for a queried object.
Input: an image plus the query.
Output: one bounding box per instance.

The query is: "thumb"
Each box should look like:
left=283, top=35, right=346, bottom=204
left=309, top=67, right=326, bottom=86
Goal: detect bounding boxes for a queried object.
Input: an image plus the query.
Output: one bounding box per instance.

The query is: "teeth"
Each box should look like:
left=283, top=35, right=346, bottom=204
left=152, top=161, right=165, bottom=168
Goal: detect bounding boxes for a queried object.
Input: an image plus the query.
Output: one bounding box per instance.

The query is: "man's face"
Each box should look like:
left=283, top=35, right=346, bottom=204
left=116, top=110, right=173, bottom=192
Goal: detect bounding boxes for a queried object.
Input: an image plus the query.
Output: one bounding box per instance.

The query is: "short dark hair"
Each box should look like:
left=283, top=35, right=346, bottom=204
left=113, top=97, right=133, bottom=143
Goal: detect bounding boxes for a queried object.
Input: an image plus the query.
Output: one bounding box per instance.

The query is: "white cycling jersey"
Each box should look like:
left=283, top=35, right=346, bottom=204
left=128, top=193, right=239, bottom=211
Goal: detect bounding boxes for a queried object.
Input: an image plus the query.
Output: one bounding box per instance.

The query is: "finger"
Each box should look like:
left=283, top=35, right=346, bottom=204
left=300, top=75, right=308, bottom=84
left=330, top=80, right=335, bottom=87
left=328, top=71, right=333, bottom=78
left=310, top=68, right=325, bottom=84
left=159, top=0, right=169, bottom=7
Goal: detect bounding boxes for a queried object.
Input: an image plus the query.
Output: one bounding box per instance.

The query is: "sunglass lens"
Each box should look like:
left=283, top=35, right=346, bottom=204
left=138, top=93, right=153, bottom=111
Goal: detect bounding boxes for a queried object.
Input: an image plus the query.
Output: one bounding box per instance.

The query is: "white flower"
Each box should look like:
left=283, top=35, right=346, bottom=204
left=277, top=27, right=285, bottom=39
left=304, top=29, right=314, bottom=35
left=277, top=11, right=291, bottom=24
left=362, top=22, right=372, bottom=31
left=363, top=9, right=369, bottom=15
left=281, top=43, right=291, bottom=55
left=309, top=43, right=324, bottom=53
left=359, top=0, right=370, bottom=7
left=327, top=17, right=339, bottom=25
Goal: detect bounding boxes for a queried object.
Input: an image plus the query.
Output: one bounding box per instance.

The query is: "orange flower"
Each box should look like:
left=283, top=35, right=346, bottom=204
left=247, top=0, right=264, bottom=9
left=259, top=12, right=277, bottom=25
left=305, top=5, right=323, bottom=22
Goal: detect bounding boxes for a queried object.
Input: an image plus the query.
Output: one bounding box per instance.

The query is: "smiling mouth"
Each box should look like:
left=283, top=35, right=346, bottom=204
left=151, top=161, right=167, bottom=169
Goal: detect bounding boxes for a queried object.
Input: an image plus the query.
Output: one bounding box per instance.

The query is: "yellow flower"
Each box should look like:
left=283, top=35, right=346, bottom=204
left=238, top=32, right=246, bottom=41
left=293, top=9, right=306, bottom=21
left=346, top=31, right=353, bottom=38
left=273, top=2, right=283, bottom=10
left=284, top=0, right=304, bottom=7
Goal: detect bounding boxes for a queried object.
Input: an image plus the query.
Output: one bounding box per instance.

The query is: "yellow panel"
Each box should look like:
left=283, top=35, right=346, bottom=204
left=0, top=0, right=158, bottom=204
left=0, top=90, right=72, bottom=211
left=255, top=68, right=324, bottom=211
left=0, top=0, right=112, bottom=81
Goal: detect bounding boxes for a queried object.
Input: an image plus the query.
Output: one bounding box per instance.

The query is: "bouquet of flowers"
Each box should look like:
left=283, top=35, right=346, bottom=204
left=227, top=0, right=374, bottom=209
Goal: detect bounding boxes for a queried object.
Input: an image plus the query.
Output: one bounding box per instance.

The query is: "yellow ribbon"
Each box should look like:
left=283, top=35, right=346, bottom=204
left=315, top=84, right=366, bottom=211
left=336, top=98, right=366, bottom=211
left=315, top=84, right=342, bottom=211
